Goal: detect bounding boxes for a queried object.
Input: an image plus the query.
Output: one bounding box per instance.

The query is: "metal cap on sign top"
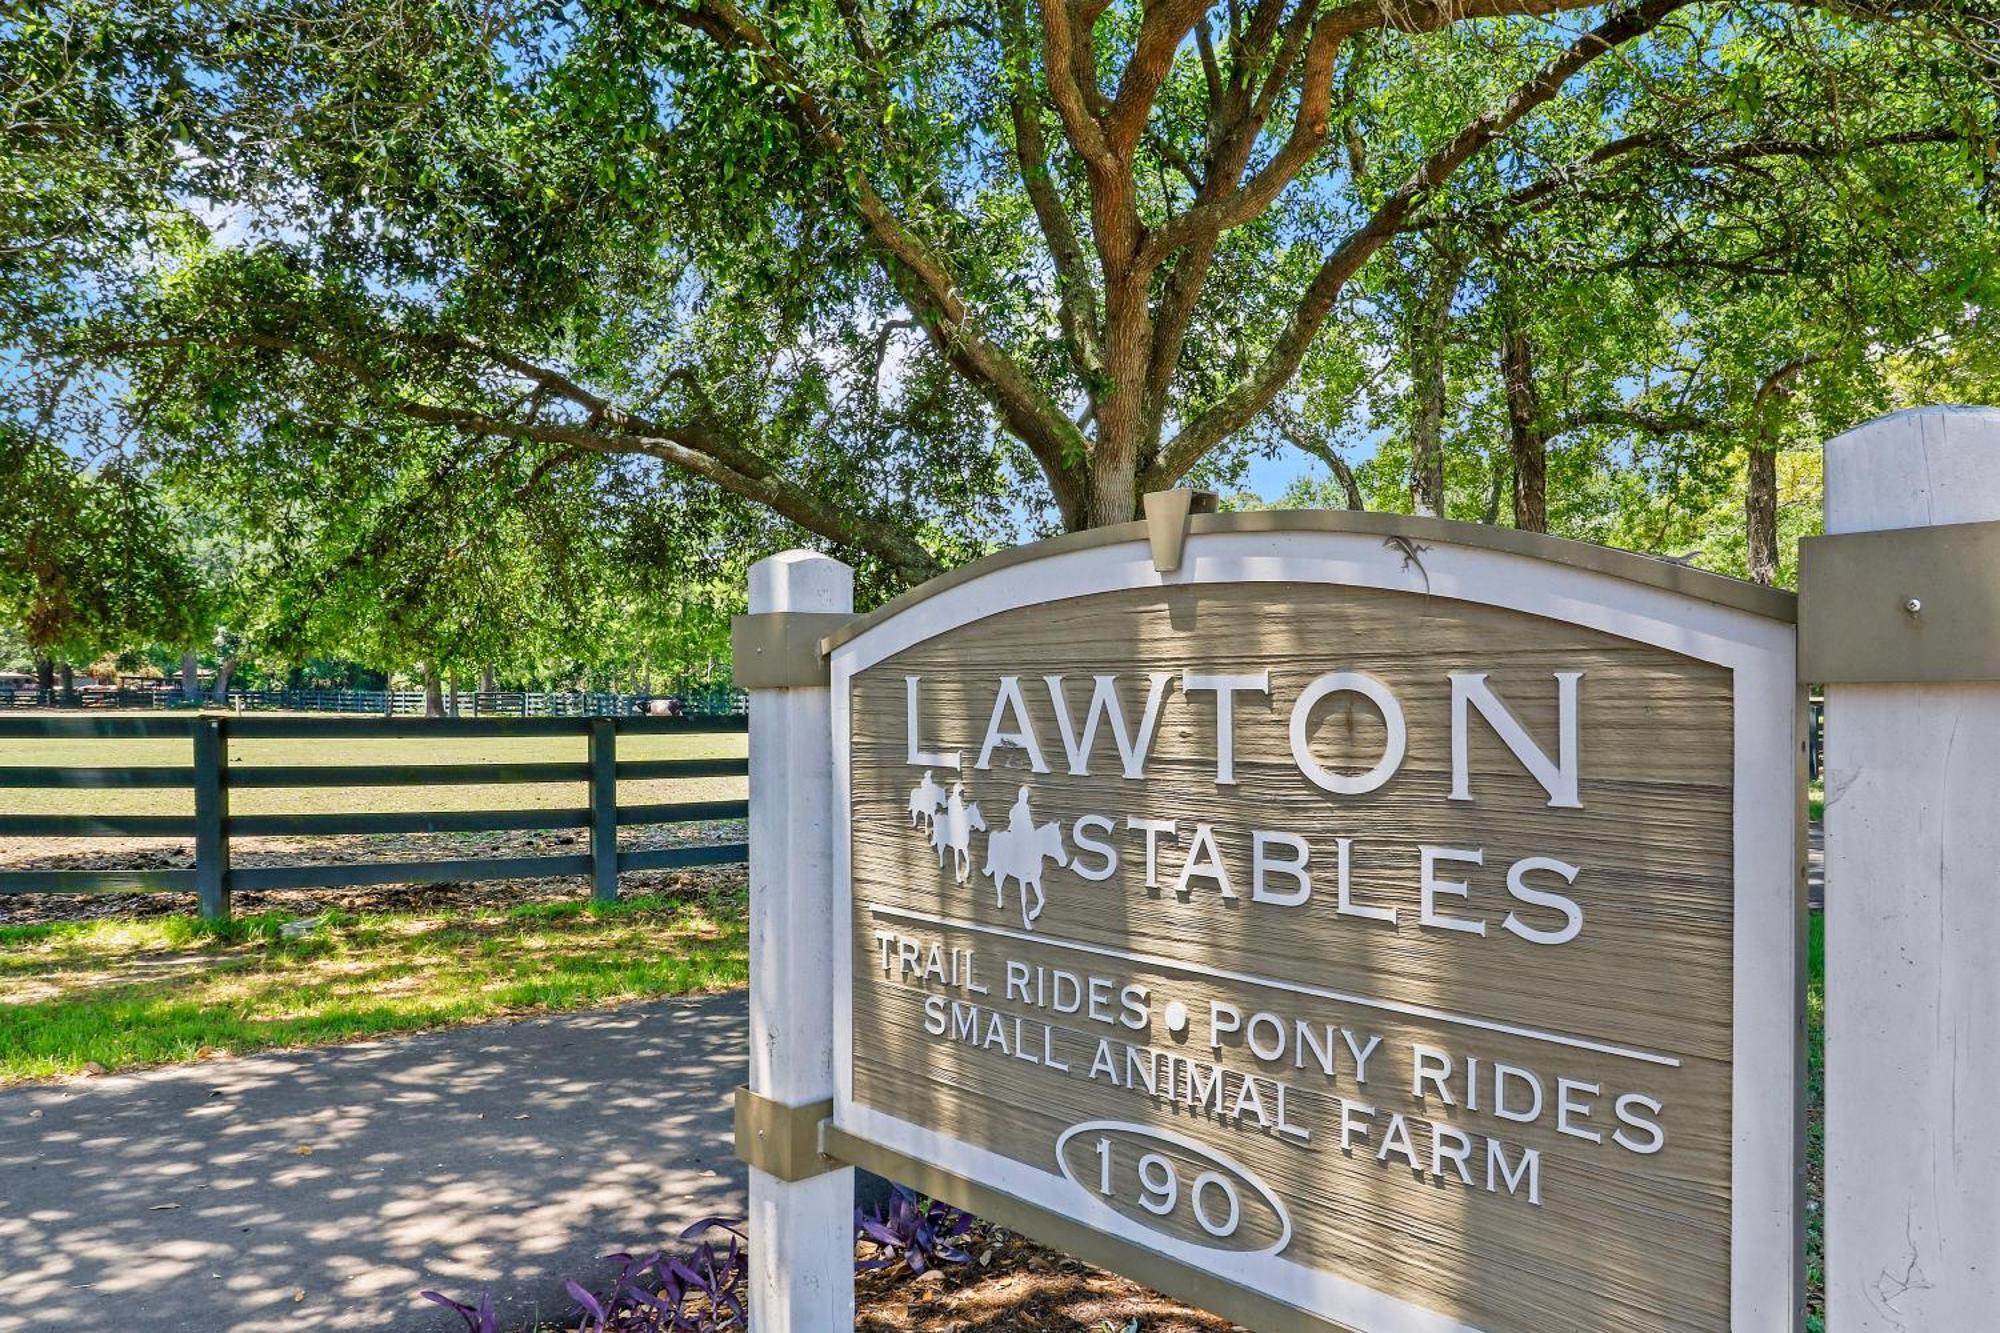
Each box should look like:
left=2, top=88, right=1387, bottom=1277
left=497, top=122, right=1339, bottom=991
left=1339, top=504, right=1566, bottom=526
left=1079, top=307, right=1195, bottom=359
left=1143, top=488, right=1221, bottom=574
left=729, top=612, right=853, bottom=689
left=1798, top=519, right=2000, bottom=683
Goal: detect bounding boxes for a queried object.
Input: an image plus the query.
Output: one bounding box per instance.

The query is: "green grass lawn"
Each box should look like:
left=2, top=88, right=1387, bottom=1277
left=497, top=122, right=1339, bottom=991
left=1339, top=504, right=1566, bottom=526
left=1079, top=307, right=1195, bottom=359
left=0, top=879, right=747, bottom=1082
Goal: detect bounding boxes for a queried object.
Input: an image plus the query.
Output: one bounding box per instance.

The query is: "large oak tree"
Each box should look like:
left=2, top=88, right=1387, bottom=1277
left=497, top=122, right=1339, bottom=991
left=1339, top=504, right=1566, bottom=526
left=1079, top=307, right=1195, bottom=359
left=15, top=0, right=1998, bottom=588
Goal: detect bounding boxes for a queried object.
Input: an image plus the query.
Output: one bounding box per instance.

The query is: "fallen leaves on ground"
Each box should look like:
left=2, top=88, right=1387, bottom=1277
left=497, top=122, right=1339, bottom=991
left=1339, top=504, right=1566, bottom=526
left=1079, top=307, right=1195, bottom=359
left=855, top=1230, right=1242, bottom=1333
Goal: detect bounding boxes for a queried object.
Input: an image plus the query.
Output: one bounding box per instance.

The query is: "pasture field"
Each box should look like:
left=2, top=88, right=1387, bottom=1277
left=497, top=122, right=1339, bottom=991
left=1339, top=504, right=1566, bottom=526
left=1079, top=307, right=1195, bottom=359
left=0, top=718, right=751, bottom=1081
left=0, top=718, right=747, bottom=818
left=0, top=718, right=747, bottom=883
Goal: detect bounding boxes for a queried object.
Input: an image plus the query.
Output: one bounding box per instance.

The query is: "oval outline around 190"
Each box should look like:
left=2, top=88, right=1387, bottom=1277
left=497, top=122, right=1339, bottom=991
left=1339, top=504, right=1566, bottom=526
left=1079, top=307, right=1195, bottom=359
left=1053, top=1119, right=1294, bottom=1257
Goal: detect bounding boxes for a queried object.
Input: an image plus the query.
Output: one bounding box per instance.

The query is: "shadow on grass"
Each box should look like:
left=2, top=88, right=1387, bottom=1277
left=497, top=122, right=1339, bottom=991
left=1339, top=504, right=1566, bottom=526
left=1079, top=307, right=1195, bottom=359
left=0, top=892, right=748, bottom=1081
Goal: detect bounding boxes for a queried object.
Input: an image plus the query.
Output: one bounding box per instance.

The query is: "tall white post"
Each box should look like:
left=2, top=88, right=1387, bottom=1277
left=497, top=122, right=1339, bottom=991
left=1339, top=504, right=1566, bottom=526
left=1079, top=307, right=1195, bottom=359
left=1824, top=407, right=2000, bottom=1330
left=746, top=550, right=856, bottom=1328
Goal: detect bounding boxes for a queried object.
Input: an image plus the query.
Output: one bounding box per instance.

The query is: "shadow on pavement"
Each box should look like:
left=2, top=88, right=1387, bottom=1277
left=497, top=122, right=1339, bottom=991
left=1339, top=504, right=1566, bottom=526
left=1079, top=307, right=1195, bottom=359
left=0, top=990, right=748, bottom=1331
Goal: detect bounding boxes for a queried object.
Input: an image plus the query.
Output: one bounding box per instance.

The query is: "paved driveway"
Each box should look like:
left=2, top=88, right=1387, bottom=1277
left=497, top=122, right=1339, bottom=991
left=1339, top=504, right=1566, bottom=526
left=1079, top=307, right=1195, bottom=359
left=0, top=991, right=747, bottom=1331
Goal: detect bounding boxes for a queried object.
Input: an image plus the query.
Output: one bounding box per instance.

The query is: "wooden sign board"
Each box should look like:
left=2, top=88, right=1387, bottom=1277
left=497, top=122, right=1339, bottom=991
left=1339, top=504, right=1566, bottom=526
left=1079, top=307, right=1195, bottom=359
left=827, top=514, right=1801, bottom=1333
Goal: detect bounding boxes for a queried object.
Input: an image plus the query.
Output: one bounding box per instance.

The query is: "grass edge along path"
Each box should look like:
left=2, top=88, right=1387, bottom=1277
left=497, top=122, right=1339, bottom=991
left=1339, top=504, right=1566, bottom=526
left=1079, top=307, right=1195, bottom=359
left=0, top=880, right=748, bottom=1083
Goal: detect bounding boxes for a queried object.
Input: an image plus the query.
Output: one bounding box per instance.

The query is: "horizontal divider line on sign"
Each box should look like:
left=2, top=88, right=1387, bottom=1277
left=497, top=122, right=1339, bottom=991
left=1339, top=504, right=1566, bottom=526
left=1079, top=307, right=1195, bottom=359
left=617, top=843, right=748, bottom=872
left=615, top=800, right=749, bottom=827
left=229, top=853, right=595, bottom=892
left=866, top=902, right=1682, bottom=1069
left=0, top=814, right=200, bottom=838
left=228, top=808, right=593, bottom=837
left=0, top=868, right=200, bottom=894
left=0, top=767, right=194, bottom=789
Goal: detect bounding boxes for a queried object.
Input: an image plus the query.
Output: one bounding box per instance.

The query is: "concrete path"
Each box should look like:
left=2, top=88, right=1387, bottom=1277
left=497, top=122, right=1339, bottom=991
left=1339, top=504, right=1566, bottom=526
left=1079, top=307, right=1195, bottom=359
left=0, top=992, right=748, bottom=1332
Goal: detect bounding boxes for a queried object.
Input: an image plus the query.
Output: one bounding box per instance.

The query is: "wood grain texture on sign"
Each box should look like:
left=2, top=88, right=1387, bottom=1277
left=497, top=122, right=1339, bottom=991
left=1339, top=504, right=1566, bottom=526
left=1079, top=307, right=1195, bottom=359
left=848, top=582, right=1733, bottom=1332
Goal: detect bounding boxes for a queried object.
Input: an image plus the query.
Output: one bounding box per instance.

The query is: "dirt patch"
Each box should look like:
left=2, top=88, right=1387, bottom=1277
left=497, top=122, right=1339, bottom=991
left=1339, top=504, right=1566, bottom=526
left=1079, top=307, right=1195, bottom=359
left=0, top=828, right=746, bottom=926
left=854, top=1230, right=1241, bottom=1333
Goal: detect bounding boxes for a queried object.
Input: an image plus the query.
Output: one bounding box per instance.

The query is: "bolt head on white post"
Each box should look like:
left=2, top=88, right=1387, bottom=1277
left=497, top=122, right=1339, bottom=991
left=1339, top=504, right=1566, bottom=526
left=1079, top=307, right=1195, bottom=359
left=746, top=548, right=856, bottom=1329
left=1824, top=406, right=2000, bottom=1332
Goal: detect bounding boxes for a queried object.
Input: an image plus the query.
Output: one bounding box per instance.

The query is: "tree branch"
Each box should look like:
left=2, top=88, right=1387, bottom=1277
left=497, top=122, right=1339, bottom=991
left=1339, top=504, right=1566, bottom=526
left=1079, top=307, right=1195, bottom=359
left=1406, top=125, right=1970, bottom=232
left=1035, top=0, right=1120, bottom=176
left=1555, top=406, right=1715, bottom=436
left=1105, top=0, right=1213, bottom=156
left=1002, top=0, right=1105, bottom=383
left=661, top=0, right=1089, bottom=509
left=94, top=331, right=945, bottom=582
left=1273, top=407, right=1366, bottom=509
left=1139, top=7, right=1345, bottom=269
left=1149, top=0, right=1690, bottom=486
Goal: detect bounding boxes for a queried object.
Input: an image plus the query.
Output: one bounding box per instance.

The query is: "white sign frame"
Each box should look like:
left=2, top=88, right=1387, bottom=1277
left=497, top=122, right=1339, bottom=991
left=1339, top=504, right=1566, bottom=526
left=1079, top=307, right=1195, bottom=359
left=828, top=518, right=1802, bottom=1333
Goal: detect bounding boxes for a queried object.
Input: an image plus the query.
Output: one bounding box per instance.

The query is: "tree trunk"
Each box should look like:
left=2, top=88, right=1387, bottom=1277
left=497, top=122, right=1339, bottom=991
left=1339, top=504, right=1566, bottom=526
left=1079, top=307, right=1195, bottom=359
left=34, top=657, right=53, bottom=703
left=1747, top=439, right=1779, bottom=586
left=1499, top=307, right=1548, bottom=533
left=1406, top=245, right=1467, bottom=518
left=1745, top=358, right=1815, bottom=587
left=212, top=656, right=238, bottom=705
left=1275, top=415, right=1364, bottom=510
left=1326, top=451, right=1365, bottom=511
left=1483, top=453, right=1508, bottom=526
left=181, top=650, right=201, bottom=706
left=481, top=664, right=497, bottom=694
left=1409, top=334, right=1447, bottom=517
left=1086, top=436, right=1140, bottom=528
left=448, top=679, right=460, bottom=718
left=57, top=661, right=74, bottom=706
left=1088, top=249, right=1152, bottom=529
left=422, top=662, right=444, bottom=718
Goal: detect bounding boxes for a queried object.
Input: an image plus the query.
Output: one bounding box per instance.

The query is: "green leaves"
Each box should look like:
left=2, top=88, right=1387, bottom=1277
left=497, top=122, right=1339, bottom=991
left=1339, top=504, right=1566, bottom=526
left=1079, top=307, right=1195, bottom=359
left=7, top=0, right=1999, bottom=671
left=0, top=431, right=207, bottom=660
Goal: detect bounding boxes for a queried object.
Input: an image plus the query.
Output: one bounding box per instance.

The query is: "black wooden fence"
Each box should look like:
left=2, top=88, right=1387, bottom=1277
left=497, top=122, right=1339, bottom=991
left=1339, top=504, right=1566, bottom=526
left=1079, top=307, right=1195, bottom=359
left=0, top=714, right=749, bottom=919
left=1, top=685, right=748, bottom=716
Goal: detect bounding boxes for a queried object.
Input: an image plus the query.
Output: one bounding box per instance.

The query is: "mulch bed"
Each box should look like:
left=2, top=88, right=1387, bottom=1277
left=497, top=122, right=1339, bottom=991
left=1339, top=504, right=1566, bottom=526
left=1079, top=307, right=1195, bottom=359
left=855, top=1229, right=1240, bottom=1333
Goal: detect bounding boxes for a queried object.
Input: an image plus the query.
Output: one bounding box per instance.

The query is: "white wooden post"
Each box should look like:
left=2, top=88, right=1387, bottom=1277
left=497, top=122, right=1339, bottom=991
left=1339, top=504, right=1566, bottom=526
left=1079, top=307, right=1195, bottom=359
left=747, top=550, right=856, bottom=1328
left=1824, top=407, right=2000, bottom=1330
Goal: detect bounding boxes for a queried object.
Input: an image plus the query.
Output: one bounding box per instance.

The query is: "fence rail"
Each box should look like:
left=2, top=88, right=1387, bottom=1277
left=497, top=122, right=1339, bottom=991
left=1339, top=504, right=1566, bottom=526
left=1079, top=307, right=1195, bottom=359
left=0, top=714, right=749, bottom=917
left=0, top=685, right=748, bottom=717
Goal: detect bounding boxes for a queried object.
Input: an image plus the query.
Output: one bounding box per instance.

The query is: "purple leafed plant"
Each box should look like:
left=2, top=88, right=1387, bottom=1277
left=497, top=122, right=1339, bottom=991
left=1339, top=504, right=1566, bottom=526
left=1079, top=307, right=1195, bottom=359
left=423, top=1193, right=981, bottom=1330
left=419, top=1289, right=499, bottom=1333
left=567, top=1217, right=750, bottom=1332
left=855, top=1185, right=975, bottom=1276
left=424, top=1218, right=749, bottom=1333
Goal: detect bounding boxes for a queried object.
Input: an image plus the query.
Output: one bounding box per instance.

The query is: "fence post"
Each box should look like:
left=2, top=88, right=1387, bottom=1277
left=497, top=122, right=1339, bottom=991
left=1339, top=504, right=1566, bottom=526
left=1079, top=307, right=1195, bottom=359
left=193, top=716, right=231, bottom=921
left=589, top=717, right=619, bottom=904
left=744, top=550, right=855, bottom=1328
left=1820, top=407, right=2000, bottom=1330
